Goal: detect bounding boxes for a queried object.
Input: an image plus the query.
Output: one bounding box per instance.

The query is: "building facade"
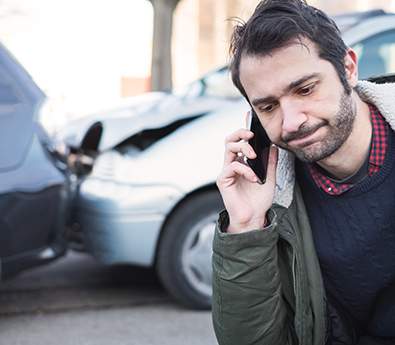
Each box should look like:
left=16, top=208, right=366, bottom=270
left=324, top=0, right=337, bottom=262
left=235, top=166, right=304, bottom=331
left=173, top=0, right=395, bottom=87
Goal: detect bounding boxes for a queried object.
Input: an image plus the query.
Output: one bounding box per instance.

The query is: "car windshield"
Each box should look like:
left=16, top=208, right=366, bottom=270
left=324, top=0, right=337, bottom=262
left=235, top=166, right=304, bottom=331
left=333, top=10, right=387, bottom=33
left=352, top=29, right=395, bottom=78
left=174, top=67, right=241, bottom=99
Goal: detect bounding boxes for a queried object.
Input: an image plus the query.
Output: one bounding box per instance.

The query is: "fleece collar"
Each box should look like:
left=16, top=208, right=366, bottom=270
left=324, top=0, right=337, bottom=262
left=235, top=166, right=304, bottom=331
left=273, top=80, right=395, bottom=208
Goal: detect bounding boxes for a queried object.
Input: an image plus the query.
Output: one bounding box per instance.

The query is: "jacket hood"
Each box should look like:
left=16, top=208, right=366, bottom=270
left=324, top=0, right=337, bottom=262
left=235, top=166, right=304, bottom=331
left=274, top=80, right=395, bottom=208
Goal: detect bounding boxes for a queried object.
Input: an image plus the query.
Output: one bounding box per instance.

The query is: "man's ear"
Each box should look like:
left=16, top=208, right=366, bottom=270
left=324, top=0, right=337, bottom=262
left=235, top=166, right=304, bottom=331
left=344, top=48, right=358, bottom=88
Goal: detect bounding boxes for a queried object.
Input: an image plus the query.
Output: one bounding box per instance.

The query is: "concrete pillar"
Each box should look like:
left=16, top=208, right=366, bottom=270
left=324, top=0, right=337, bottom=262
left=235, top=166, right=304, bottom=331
left=197, top=0, right=216, bottom=73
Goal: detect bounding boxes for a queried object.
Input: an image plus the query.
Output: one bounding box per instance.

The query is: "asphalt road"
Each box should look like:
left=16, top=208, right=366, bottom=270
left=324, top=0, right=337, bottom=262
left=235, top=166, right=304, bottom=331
left=0, top=252, right=218, bottom=345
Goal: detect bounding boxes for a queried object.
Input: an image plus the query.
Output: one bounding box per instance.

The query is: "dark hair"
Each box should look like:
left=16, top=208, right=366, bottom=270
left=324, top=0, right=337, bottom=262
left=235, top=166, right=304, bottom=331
left=230, top=0, right=351, bottom=101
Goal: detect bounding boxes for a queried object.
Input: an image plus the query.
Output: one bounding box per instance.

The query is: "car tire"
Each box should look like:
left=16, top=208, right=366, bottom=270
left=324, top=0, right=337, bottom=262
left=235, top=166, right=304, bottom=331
left=156, top=190, right=224, bottom=310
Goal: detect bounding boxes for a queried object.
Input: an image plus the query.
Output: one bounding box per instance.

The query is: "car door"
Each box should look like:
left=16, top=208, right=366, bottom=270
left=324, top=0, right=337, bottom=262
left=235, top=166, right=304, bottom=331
left=0, top=43, right=68, bottom=277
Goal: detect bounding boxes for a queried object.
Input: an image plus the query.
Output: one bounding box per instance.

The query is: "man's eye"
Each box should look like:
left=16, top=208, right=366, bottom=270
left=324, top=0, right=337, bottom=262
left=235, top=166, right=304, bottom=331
left=298, top=84, right=314, bottom=96
left=261, top=104, right=276, bottom=113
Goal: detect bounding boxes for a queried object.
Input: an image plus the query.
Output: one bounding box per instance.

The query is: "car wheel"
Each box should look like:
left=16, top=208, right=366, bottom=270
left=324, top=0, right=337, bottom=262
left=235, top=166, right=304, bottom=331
left=156, top=190, right=224, bottom=309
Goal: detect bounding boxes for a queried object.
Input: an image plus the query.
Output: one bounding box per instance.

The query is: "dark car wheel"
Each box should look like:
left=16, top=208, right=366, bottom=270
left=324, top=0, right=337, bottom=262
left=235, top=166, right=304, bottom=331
left=156, top=190, right=224, bottom=309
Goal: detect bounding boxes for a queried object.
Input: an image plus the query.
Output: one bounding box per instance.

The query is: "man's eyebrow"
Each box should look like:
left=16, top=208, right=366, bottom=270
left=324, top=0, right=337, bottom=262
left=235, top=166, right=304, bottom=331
left=286, top=73, right=319, bottom=92
left=251, top=73, right=320, bottom=107
left=251, top=95, right=277, bottom=107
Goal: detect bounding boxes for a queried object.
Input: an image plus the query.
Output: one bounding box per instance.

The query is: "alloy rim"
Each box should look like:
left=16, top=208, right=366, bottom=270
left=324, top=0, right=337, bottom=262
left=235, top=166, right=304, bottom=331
left=181, top=212, right=217, bottom=298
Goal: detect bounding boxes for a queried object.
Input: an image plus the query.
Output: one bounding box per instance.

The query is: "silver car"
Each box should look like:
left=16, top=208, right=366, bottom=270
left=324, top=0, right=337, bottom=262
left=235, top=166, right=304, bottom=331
left=63, top=10, right=395, bottom=309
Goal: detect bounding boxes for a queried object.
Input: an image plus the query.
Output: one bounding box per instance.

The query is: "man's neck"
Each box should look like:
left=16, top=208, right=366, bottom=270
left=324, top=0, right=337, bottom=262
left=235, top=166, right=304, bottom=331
left=316, top=93, right=372, bottom=180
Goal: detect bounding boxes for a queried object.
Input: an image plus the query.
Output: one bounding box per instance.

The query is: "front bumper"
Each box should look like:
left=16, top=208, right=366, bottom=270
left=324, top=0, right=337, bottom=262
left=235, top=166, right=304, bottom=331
left=74, top=178, right=183, bottom=266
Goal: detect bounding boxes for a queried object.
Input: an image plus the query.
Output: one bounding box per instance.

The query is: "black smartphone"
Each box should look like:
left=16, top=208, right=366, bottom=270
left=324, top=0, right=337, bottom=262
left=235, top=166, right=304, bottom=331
left=245, top=110, right=271, bottom=184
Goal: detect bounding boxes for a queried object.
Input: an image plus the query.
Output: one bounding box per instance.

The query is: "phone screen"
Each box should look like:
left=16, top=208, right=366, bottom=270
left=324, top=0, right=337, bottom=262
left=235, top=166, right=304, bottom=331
left=245, top=110, right=271, bottom=184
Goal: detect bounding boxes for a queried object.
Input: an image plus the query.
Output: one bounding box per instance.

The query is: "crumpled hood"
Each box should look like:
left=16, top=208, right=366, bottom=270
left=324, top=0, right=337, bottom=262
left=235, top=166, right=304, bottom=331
left=55, top=92, right=166, bottom=149
left=57, top=91, right=239, bottom=152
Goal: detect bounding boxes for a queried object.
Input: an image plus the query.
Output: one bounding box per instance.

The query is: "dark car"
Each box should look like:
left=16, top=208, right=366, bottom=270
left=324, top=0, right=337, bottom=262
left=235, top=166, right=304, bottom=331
left=0, top=43, right=70, bottom=279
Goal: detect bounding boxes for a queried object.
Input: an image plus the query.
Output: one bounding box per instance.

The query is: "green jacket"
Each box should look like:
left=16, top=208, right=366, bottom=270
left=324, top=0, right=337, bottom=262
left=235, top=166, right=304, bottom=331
left=212, top=78, right=395, bottom=345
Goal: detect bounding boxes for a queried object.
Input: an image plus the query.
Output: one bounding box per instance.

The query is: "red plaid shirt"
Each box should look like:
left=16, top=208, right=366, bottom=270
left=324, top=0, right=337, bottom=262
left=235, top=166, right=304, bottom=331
left=308, top=104, right=388, bottom=195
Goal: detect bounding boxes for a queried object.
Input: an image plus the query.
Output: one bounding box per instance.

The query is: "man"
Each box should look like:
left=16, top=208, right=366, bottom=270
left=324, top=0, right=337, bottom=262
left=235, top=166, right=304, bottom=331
left=213, top=1, right=395, bottom=344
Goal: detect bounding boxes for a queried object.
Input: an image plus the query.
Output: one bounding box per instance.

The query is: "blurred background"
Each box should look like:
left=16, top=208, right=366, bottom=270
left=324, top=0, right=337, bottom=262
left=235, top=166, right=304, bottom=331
left=1, top=1, right=395, bottom=344
left=1, top=0, right=394, bottom=131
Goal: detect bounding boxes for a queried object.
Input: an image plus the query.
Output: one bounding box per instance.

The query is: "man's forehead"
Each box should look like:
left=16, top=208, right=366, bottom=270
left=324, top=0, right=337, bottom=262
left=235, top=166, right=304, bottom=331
left=240, top=39, right=320, bottom=70
left=239, top=40, right=322, bottom=97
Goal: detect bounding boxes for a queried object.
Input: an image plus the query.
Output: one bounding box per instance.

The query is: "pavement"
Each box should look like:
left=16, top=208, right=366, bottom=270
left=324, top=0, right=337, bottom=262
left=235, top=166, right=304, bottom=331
left=0, top=252, right=218, bottom=345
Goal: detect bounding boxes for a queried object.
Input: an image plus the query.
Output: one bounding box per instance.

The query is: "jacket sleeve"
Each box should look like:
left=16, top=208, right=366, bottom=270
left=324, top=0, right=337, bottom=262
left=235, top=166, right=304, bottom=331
left=212, top=209, right=296, bottom=345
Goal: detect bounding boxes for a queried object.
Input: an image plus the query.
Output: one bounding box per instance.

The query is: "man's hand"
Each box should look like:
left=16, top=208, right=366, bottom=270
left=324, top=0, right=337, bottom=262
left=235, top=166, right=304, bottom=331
left=216, top=127, right=278, bottom=233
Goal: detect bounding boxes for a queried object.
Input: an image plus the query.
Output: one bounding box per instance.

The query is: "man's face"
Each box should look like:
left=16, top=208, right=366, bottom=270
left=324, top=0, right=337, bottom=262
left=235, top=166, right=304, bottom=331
left=239, top=39, right=357, bottom=163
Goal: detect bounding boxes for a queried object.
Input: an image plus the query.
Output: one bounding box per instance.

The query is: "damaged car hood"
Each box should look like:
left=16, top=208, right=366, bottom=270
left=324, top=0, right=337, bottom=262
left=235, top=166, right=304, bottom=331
left=56, top=91, right=241, bottom=152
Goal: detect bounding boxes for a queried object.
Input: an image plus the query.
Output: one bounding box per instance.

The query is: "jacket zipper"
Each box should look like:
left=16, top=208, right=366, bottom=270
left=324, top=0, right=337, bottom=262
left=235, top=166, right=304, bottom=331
left=280, top=229, right=306, bottom=345
left=292, top=252, right=297, bottom=294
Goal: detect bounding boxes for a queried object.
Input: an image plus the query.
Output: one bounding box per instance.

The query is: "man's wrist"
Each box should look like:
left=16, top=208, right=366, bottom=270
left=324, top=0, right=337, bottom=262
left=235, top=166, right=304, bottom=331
left=227, top=215, right=268, bottom=234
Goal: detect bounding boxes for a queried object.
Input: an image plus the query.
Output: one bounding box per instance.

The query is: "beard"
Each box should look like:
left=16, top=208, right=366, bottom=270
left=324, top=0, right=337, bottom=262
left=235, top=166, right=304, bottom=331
left=279, top=90, right=356, bottom=163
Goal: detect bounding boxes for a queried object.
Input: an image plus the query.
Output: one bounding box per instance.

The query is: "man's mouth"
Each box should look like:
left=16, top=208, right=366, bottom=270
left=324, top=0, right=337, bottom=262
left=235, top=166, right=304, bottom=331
left=285, top=124, right=326, bottom=148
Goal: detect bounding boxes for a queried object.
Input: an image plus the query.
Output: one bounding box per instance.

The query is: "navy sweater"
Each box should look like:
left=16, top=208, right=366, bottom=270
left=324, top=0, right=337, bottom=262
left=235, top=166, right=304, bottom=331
left=296, top=128, right=395, bottom=335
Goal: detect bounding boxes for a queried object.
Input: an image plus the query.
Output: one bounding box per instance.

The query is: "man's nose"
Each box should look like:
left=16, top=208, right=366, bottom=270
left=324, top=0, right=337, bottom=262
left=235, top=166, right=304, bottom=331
left=280, top=100, right=308, bottom=135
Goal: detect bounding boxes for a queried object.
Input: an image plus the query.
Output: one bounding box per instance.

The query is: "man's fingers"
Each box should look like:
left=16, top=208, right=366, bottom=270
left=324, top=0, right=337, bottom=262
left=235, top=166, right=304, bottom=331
left=224, top=141, right=256, bottom=165
left=223, top=128, right=255, bottom=166
left=225, top=128, right=254, bottom=144
left=220, top=161, right=258, bottom=184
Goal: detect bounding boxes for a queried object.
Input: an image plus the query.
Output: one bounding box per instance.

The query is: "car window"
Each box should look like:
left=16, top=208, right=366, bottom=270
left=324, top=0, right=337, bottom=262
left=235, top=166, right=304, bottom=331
left=0, top=80, right=20, bottom=105
left=353, top=29, right=395, bottom=79
left=174, top=68, right=241, bottom=100
left=173, top=79, right=203, bottom=99
left=203, top=68, right=241, bottom=99
left=0, top=66, right=33, bottom=171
